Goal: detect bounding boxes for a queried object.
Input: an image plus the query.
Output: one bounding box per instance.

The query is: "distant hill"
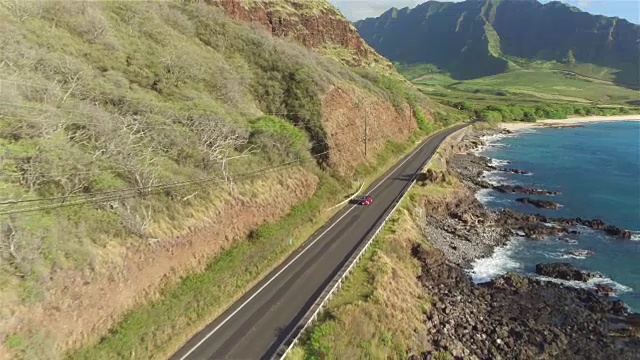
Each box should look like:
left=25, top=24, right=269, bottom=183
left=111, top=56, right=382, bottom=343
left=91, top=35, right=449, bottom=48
left=354, top=0, right=640, bottom=86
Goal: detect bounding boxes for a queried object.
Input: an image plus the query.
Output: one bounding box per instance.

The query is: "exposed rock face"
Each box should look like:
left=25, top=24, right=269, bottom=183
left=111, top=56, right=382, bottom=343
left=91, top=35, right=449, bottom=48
left=321, top=84, right=420, bottom=175
left=516, top=197, right=560, bottom=209
left=211, top=0, right=392, bottom=68
left=535, top=263, right=597, bottom=282
left=211, top=1, right=428, bottom=176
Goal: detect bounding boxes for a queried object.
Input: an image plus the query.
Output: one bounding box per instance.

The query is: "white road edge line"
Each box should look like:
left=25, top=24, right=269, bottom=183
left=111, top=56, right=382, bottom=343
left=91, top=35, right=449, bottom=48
left=177, top=132, right=436, bottom=360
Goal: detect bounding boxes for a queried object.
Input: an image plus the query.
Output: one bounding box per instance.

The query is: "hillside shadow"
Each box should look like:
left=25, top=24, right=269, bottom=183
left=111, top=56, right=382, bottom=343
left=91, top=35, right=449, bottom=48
left=611, top=67, right=640, bottom=91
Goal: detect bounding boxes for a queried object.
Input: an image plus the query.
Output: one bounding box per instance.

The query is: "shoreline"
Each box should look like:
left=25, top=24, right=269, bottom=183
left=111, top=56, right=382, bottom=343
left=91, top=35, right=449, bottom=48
left=412, top=125, right=640, bottom=357
left=447, top=127, right=637, bottom=291
left=501, top=114, right=640, bottom=131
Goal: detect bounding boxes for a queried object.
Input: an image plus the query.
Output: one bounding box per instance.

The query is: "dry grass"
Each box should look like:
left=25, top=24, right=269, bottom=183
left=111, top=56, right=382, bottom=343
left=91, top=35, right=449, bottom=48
left=291, top=200, right=432, bottom=359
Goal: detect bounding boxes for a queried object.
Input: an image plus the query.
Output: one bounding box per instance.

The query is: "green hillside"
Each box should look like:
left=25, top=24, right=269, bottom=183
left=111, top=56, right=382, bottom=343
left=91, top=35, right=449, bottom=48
left=355, top=0, right=640, bottom=86
left=0, top=1, right=462, bottom=358
left=407, top=68, right=640, bottom=105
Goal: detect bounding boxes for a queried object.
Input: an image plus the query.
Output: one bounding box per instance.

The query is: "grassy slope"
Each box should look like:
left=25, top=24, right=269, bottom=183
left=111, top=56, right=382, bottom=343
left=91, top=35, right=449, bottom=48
left=455, top=70, right=640, bottom=105
left=404, top=66, right=639, bottom=107
left=0, top=0, right=468, bottom=358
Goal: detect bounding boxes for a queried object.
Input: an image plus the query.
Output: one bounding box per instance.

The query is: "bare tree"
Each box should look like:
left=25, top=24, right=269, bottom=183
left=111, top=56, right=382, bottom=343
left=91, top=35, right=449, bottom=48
left=0, top=218, right=41, bottom=277
left=94, top=117, right=159, bottom=195
left=1, top=0, right=43, bottom=22
left=187, top=115, right=255, bottom=192
left=161, top=51, right=190, bottom=88
left=17, top=127, right=95, bottom=197
left=53, top=56, right=83, bottom=105
left=118, top=200, right=152, bottom=237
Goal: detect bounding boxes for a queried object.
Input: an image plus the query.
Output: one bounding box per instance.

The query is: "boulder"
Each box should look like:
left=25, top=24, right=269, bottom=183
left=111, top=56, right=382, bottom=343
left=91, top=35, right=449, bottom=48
left=500, top=168, right=531, bottom=175
left=595, top=284, right=614, bottom=297
left=535, top=263, right=596, bottom=282
left=516, top=197, right=560, bottom=209
left=494, top=184, right=558, bottom=196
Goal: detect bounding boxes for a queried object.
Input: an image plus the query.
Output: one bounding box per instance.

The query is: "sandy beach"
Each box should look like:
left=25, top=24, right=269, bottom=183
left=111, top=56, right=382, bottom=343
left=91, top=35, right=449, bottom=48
left=501, top=114, right=640, bottom=131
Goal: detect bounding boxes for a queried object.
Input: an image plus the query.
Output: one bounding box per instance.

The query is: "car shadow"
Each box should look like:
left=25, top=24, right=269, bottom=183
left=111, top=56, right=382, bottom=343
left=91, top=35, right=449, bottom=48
left=392, top=173, right=415, bottom=181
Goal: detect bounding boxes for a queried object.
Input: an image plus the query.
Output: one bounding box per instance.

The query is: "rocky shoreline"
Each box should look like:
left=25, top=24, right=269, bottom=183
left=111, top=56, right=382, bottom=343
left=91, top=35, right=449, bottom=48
left=410, top=126, right=640, bottom=359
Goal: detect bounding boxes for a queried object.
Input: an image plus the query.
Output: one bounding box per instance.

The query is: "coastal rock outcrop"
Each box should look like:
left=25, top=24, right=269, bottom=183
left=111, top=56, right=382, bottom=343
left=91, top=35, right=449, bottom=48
left=516, top=197, right=560, bottom=209
left=412, top=246, right=639, bottom=359
left=595, top=284, right=615, bottom=297
left=535, top=263, right=597, bottom=282
left=494, top=184, right=558, bottom=196
left=500, top=168, right=531, bottom=175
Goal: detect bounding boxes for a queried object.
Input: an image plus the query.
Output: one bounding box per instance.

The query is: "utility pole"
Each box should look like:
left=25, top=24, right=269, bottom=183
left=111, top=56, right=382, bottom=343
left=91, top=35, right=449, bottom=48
left=364, top=112, right=368, bottom=159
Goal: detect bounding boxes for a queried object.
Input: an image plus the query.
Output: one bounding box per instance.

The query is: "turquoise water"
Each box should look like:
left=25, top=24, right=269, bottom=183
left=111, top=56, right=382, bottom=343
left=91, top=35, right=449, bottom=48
left=469, top=121, right=640, bottom=312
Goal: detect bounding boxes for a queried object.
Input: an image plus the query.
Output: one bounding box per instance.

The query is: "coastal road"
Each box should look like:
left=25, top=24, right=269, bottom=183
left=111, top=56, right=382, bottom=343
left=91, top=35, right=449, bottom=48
left=170, top=123, right=468, bottom=360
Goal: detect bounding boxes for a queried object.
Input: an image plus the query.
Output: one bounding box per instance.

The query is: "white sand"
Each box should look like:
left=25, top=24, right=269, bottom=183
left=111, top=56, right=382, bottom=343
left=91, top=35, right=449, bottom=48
left=500, top=114, right=640, bottom=131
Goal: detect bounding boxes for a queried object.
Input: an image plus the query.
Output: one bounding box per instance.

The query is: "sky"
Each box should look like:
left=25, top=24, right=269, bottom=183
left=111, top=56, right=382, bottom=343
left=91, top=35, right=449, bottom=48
left=328, top=0, right=640, bottom=24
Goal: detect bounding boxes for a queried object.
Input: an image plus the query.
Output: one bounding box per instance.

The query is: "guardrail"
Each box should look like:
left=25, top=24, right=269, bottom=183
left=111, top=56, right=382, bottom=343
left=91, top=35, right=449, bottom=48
left=328, top=179, right=365, bottom=210
left=273, top=125, right=468, bottom=360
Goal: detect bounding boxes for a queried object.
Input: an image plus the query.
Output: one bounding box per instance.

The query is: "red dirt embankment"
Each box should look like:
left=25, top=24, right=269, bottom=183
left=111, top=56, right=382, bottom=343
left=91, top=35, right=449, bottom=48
left=322, top=84, right=426, bottom=175
left=211, top=0, right=390, bottom=67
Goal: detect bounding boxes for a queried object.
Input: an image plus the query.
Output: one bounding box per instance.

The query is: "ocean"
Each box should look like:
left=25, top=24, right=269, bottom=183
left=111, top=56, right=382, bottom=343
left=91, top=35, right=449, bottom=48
left=468, top=120, right=640, bottom=312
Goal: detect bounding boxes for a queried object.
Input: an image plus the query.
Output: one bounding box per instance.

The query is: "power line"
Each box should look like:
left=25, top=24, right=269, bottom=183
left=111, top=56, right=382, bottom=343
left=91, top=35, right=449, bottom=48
left=0, top=128, right=388, bottom=210
left=0, top=150, right=331, bottom=216
left=0, top=121, right=356, bottom=181
left=0, top=146, right=326, bottom=205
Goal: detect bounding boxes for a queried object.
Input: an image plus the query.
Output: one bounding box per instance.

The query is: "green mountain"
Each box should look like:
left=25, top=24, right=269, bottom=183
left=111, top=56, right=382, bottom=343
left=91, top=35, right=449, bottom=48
left=354, top=0, right=640, bottom=86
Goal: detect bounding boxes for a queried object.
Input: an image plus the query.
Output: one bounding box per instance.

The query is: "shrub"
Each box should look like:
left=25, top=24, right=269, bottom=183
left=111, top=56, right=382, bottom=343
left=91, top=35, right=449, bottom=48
left=248, top=115, right=310, bottom=163
left=479, top=109, right=503, bottom=122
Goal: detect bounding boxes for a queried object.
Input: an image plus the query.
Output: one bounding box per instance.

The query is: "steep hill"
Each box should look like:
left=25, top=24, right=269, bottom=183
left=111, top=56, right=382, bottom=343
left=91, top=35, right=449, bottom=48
left=0, top=1, right=456, bottom=358
left=354, top=0, right=640, bottom=86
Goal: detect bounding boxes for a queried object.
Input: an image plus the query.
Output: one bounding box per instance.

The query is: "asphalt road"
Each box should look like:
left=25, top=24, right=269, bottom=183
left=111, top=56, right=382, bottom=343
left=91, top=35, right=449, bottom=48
left=170, top=124, right=467, bottom=360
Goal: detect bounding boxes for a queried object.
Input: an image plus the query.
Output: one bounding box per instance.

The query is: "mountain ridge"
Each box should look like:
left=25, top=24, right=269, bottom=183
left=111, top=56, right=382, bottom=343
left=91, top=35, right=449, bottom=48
left=354, top=0, right=640, bottom=86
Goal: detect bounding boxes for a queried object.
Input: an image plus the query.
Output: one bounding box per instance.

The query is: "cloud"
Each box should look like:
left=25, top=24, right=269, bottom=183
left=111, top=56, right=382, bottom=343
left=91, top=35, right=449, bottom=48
left=328, top=0, right=425, bottom=21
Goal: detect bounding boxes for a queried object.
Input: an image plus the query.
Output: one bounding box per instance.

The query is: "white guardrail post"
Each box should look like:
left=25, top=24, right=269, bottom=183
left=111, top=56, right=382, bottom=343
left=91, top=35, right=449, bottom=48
left=274, top=126, right=468, bottom=360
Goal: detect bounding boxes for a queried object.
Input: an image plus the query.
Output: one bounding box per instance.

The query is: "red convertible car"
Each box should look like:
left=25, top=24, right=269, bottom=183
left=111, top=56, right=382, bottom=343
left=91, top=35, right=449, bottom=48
left=354, top=195, right=373, bottom=205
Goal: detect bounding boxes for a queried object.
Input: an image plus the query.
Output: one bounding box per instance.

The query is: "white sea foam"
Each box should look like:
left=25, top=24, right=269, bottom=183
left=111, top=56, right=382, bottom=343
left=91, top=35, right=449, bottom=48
left=533, top=275, right=633, bottom=296
left=545, top=251, right=568, bottom=259
left=482, top=133, right=511, bottom=143
left=509, top=128, right=540, bottom=135
left=475, top=188, right=511, bottom=206
left=474, top=188, right=495, bottom=204
left=472, top=133, right=513, bottom=155
left=468, top=239, right=524, bottom=284
left=559, top=253, right=588, bottom=260
left=481, top=170, right=520, bottom=186
left=630, top=232, right=640, bottom=241
left=489, top=158, right=511, bottom=167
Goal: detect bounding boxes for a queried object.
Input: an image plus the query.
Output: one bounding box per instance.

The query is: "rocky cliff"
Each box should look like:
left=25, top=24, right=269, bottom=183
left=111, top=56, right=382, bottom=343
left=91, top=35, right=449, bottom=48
left=210, top=0, right=430, bottom=176
left=210, top=0, right=393, bottom=70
